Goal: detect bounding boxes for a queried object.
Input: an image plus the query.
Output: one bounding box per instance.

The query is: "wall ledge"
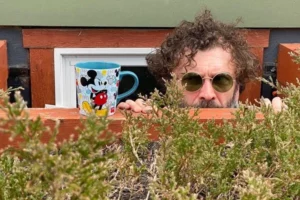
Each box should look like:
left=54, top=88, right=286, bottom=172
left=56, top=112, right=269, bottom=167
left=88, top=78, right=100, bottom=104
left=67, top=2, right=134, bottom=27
left=0, top=108, right=264, bottom=149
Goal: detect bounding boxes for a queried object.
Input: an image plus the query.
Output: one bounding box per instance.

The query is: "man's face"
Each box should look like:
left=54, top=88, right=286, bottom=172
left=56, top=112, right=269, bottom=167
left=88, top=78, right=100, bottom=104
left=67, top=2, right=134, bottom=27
left=173, top=47, right=239, bottom=108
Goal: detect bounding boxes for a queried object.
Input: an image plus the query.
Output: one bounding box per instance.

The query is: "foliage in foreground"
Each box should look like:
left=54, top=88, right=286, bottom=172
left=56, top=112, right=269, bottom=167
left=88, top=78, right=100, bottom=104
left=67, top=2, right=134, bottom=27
left=0, top=89, right=116, bottom=199
left=112, top=76, right=300, bottom=200
left=289, top=48, right=300, bottom=65
left=0, top=66, right=299, bottom=199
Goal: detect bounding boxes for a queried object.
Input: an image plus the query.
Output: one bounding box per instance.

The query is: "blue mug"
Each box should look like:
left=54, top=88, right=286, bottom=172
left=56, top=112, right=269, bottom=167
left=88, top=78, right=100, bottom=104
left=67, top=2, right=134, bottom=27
left=75, top=61, right=139, bottom=116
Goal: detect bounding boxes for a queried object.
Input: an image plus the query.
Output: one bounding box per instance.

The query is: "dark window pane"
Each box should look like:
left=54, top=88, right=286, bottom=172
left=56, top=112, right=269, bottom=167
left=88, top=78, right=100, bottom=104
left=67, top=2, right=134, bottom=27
left=118, top=66, right=160, bottom=102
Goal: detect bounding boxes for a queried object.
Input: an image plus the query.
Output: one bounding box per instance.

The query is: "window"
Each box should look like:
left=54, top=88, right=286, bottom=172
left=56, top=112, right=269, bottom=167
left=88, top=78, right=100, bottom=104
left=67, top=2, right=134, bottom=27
left=54, top=48, right=156, bottom=108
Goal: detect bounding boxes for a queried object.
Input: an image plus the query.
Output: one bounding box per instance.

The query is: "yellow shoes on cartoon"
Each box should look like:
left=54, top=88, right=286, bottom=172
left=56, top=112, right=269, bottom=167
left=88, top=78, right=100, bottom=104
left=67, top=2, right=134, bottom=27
left=82, top=101, right=108, bottom=116
left=95, top=109, right=108, bottom=116
left=82, top=101, right=92, bottom=113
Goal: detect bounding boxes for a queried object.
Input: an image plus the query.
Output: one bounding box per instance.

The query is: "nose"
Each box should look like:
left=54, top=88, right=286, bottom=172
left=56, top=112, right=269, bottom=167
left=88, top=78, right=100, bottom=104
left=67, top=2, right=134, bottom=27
left=197, top=80, right=216, bottom=101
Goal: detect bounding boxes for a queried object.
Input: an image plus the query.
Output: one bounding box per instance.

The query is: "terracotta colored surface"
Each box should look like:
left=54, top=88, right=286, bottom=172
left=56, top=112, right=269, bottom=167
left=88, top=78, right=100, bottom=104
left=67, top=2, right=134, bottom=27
left=30, top=49, right=55, bottom=107
left=23, top=29, right=269, bottom=107
left=239, top=48, right=263, bottom=103
left=0, top=41, right=8, bottom=90
left=277, top=43, right=300, bottom=86
left=241, top=29, right=270, bottom=48
left=0, top=108, right=264, bottom=150
left=23, top=29, right=270, bottom=48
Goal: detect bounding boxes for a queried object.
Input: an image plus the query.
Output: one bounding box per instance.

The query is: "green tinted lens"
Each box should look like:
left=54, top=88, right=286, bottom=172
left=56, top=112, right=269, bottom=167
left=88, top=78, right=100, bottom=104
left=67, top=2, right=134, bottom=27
left=212, top=73, right=233, bottom=92
left=181, top=72, right=203, bottom=92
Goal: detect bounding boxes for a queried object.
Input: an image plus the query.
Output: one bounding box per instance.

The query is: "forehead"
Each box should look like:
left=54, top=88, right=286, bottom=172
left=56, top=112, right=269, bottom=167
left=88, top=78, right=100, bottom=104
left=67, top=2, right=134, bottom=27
left=176, top=47, right=235, bottom=75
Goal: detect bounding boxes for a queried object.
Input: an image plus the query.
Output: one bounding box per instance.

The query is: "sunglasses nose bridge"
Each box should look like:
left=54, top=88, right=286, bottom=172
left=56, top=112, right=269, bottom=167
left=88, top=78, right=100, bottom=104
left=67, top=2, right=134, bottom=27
left=202, top=77, right=213, bottom=82
left=197, top=78, right=216, bottom=101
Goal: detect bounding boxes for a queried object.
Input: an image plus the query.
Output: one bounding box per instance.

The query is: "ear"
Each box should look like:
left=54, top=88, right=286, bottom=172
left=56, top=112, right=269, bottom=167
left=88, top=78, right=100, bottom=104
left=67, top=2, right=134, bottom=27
left=80, top=77, right=88, bottom=86
left=87, top=70, right=97, bottom=78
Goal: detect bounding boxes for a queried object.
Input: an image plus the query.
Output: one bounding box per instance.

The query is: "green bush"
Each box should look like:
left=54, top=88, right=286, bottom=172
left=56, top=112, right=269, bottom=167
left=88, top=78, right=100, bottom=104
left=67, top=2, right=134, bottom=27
left=0, top=89, right=116, bottom=199
left=113, top=76, right=300, bottom=200
left=289, top=49, right=300, bottom=65
left=0, top=65, right=299, bottom=199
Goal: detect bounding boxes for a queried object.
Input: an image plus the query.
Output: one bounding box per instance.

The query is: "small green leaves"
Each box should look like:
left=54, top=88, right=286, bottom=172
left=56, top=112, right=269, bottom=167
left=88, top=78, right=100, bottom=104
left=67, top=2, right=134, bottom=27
left=0, top=69, right=300, bottom=199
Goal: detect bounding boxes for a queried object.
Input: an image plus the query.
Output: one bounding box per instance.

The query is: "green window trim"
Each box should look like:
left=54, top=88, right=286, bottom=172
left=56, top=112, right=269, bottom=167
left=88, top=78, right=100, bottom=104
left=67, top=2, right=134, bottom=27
left=0, top=0, right=300, bottom=28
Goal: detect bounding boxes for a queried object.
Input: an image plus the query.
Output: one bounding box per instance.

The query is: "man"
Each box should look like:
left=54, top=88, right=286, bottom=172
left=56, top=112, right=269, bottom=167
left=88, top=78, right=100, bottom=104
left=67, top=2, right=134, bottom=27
left=118, top=10, right=283, bottom=112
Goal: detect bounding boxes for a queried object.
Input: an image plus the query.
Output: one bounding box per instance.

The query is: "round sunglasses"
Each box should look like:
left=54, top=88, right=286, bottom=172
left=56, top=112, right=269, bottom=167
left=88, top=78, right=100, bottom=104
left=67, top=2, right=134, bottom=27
left=181, top=72, right=234, bottom=93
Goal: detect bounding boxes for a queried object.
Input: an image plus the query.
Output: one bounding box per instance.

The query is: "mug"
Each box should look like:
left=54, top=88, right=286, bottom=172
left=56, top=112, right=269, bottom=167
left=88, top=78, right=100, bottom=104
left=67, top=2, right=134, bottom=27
left=75, top=61, right=139, bottom=116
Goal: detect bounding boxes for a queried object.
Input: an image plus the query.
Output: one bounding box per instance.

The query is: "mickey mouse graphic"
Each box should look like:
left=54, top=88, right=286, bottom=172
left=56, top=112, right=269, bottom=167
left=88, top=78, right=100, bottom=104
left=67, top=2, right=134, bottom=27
left=80, top=70, right=108, bottom=111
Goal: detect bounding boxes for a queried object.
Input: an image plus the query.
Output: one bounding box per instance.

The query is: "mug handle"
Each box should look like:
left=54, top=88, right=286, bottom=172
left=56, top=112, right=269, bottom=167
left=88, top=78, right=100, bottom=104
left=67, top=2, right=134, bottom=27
left=117, top=71, right=139, bottom=103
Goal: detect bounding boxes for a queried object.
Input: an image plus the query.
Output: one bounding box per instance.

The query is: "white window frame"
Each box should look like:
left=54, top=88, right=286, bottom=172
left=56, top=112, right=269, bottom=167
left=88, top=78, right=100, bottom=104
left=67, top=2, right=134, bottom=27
left=53, top=48, right=154, bottom=108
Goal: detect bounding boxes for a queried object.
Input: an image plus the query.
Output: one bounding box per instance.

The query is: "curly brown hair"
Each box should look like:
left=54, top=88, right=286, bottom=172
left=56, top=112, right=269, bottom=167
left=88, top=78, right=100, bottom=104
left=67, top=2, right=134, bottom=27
left=146, top=10, right=260, bottom=93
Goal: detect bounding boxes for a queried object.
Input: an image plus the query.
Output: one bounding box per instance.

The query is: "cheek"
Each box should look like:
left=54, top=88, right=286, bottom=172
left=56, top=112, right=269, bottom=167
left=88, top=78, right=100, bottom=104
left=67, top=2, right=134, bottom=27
left=183, top=91, right=198, bottom=104
left=215, top=93, right=228, bottom=104
left=215, top=89, right=235, bottom=106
